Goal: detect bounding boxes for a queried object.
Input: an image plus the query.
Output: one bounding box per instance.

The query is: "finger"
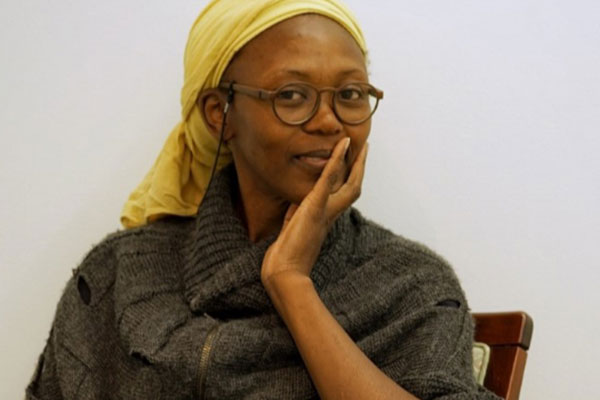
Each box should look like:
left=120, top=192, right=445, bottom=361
left=327, top=142, right=368, bottom=218
left=343, top=141, right=368, bottom=190
left=310, top=137, right=351, bottom=206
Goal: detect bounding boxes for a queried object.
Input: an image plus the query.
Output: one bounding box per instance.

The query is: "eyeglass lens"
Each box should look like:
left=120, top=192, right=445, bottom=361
left=273, top=83, right=378, bottom=125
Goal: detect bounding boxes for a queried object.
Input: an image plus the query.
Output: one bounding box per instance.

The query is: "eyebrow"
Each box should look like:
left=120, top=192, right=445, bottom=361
left=274, top=68, right=366, bottom=80
left=279, top=69, right=311, bottom=79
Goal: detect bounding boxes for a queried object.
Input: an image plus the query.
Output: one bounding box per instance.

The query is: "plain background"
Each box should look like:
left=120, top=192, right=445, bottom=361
left=1, top=1, right=599, bottom=398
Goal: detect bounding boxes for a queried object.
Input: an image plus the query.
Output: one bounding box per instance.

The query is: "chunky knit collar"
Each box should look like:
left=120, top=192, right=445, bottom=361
left=182, top=164, right=354, bottom=315
left=115, top=165, right=355, bottom=365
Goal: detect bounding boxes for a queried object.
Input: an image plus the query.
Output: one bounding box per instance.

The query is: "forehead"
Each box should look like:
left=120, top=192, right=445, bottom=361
left=224, top=14, right=367, bottom=85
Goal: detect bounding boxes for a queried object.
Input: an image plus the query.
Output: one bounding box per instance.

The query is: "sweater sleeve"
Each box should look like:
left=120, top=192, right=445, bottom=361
left=377, top=254, right=501, bottom=400
left=381, top=306, right=501, bottom=400
left=332, top=230, right=502, bottom=400
left=25, top=252, right=214, bottom=399
left=25, top=274, right=94, bottom=400
left=26, top=329, right=64, bottom=400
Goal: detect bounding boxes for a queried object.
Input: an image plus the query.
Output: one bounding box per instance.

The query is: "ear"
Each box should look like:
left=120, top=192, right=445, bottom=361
left=196, top=89, right=234, bottom=141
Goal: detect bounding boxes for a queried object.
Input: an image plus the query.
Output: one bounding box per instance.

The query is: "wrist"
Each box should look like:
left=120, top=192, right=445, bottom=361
left=262, top=271, right=315, bottom=316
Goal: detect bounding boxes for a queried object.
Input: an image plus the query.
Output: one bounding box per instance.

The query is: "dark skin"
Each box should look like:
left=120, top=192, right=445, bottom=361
left=198, top=14, right=419, bottom=400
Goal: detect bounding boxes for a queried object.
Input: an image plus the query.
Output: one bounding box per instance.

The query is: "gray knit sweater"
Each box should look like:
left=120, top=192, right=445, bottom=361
left=27, top=165, right=500, bottom=399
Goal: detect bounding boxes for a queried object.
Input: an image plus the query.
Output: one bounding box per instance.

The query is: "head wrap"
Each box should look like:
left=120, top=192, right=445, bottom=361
left=120, top=0, right=367, bottom=228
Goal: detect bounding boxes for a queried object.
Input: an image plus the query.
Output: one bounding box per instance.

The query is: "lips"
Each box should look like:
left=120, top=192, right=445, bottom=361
left=294, top=149, right=332, bottom=172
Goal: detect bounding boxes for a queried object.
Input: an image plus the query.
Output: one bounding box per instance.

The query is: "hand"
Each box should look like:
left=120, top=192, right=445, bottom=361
left=261, top=137, right=368, bottom=291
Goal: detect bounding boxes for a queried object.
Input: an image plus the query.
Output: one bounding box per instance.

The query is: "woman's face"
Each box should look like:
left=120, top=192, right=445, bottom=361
left=224, top=14, right=371, bottom=205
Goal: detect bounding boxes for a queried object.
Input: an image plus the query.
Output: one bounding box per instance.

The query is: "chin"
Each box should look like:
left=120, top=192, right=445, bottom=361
left=284, top=172, right=320, bottom=205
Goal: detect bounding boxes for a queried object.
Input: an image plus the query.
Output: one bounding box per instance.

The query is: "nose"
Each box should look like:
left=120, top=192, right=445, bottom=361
left=302, top=90, right=343, bottom=136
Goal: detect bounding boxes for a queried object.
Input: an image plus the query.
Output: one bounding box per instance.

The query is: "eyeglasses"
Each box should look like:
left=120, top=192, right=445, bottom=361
left=219, top=81, right=384, bottom=126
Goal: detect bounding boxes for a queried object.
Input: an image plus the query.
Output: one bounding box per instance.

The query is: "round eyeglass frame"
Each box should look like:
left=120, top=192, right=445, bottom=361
left=219, top=81, right=384, bottom=126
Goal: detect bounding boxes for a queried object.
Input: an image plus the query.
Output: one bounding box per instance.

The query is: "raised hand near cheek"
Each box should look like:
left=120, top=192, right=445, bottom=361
left=261, top=137, right=368, bottom=291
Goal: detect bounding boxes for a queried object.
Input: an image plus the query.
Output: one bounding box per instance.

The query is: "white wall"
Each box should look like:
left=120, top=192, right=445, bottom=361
left=1, top=1, right=598, bottom=398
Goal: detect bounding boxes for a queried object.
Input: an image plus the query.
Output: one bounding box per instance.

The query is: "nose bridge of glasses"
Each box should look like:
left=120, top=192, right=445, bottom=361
left=308, top=87, right=341, bottom=124
left=316, top=87, right=337, bottom=104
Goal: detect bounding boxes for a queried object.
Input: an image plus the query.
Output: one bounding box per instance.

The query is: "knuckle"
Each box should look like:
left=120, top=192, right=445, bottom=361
left=326, top=171, right=339, bottom=188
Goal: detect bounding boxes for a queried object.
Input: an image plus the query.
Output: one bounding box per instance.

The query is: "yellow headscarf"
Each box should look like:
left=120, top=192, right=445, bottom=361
left=120, top=0, right=367, bottom=228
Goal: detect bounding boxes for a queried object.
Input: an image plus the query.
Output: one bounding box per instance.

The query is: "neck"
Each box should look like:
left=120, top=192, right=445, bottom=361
left=234, top=180, right=288, bottom=243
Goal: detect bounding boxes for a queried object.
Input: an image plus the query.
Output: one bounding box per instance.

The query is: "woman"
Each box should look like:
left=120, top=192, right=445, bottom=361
left=27, top=0, right=500, bottom=399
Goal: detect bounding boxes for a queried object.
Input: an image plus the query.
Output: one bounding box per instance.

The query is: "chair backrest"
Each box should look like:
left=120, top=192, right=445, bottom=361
left=472, top=311, right=534, bottom=400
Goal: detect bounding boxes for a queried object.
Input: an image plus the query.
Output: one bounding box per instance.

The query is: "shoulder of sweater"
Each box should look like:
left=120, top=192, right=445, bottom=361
left=50, top=216, right=195, bottom=354
left=57, top=216, right=194, bottom=309
left=324, top=210, right=469, bottom=316
left=348, top=208, right=459, bottom=282
left=77, top=215, right=194, bottom=270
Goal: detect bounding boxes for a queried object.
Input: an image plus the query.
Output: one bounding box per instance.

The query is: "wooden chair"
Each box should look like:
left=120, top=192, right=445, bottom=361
left=472, top=312, right=534, bottom=400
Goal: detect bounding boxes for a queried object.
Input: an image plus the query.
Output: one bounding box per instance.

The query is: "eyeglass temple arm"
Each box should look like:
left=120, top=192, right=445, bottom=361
left=219, top=82, right=274, bottom=101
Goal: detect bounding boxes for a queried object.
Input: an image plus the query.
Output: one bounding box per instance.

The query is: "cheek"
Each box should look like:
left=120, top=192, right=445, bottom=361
left=231, top=105, right=292, bottom=168
left=347, top=123, right=370, bottom=163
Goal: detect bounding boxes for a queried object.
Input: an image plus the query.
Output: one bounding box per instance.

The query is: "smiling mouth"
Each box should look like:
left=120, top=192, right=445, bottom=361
left=294, top=150, right=332, bottom=171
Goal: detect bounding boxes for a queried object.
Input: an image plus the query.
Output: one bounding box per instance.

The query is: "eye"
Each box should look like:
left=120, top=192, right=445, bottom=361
left=338, top=86, right=365, bottom=101
left=278, top=90, right=303, bottom=100
left=276, top=85, right=310, bottom=104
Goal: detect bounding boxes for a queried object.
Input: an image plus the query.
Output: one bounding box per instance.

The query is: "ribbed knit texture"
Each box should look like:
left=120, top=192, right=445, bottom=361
left=27, top=165, right=500, bottom=399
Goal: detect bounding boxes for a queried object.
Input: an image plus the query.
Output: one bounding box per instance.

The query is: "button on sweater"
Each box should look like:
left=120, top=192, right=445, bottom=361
left=27, top=165, right=500, bottom=399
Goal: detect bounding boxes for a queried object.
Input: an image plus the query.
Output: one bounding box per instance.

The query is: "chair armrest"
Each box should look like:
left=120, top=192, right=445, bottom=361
left=472, top=311, right=533, bottom=350
left=472, top=311, right=534, bottom=400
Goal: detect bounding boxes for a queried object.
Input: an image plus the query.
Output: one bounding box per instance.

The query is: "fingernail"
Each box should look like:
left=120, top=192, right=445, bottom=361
left=343, top=137, right=351, bottom=154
